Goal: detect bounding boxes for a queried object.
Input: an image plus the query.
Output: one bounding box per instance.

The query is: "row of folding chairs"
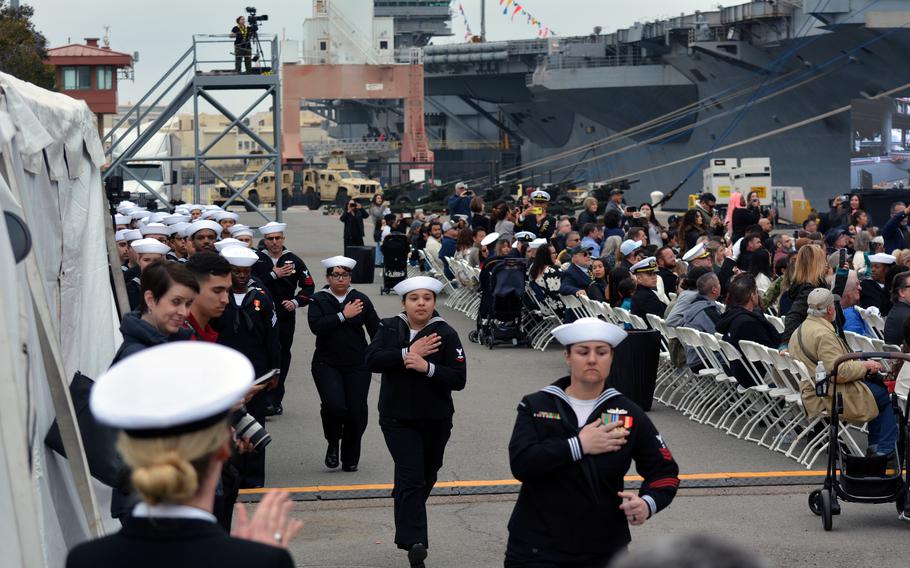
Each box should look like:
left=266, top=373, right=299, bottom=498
left=444, top=256, right=482, bottom=320
left=647, top=316, right=865, bottom=469
left=854, top=305, right=885, bottom=339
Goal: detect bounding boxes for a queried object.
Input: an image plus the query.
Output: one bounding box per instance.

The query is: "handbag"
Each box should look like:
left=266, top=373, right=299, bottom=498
left=795, top=328, right=879, bottom=424
left=45, top=372, right=129, bottom=488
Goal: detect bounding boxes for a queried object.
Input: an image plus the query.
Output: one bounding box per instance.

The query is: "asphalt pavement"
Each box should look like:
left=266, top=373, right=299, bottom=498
left=231, top=208, right=907, bottom=567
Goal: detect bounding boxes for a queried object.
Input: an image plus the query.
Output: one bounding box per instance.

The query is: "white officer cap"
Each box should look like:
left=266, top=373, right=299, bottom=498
left=220, top=246, right=259, bottom=267
left=214, top=211, right=240, bottom=223
left=681, top=242, right=710, bottom=262
left=213, top=238, right=243, bottom=252
left=530, top=189, right=550, bottom=202
left=259, top=221, right=287, bottom=236
left=229, top=224, right=250, bottom=235
left=321, top=256, right=357, bottom=270
left=869, top=253, right=896, bottom=265
left=186, top=220, right=222, bottom=237
left=630, top=257, right=658, bottom=274
left=90, top=342, right=253, bottom=436
left=551, top=317, right=627, bottom=348
left=140, top=223, right=171, bottom=237
left=170, top=222, right=190, bottom=237
left=130, top=238, right=171, bottom=255
left=620, top=239, right=643, bottom=257
left=121, top=229, right=142, bottom=242
left=114, top=214, right=131, bottom=225
left=514, top=231, right=536, bottom=242
left=393, top=276, right=445, bottom=296
left=163, top=214, right=191, bottom=226
left=480, top=232, right=500, bottom=247
left=528, top=238, right=548, bottom=250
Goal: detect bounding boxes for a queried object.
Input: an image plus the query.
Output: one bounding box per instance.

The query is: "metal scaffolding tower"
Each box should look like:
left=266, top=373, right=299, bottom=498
left=102, top=34, right=284, bottom=221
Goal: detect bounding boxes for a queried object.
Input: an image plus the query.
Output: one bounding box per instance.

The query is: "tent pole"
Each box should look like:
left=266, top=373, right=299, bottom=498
left=101, top=191, right=129, bottom=318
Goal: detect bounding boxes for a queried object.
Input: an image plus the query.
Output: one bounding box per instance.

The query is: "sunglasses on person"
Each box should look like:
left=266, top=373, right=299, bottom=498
left=265, top=236, right=284, bottom=241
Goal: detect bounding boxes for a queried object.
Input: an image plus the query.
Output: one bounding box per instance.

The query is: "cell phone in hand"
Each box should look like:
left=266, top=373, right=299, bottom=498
left=254, top=369, right=278, bottom=385
left=839, top=249, right=847, bottom=268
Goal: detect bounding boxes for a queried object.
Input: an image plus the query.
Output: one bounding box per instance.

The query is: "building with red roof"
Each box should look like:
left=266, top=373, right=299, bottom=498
left=46, top=38, right=133, bottom=133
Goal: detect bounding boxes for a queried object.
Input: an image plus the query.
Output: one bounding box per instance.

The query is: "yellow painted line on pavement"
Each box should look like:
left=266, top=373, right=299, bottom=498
left=238, top=470, right=828, bottom=495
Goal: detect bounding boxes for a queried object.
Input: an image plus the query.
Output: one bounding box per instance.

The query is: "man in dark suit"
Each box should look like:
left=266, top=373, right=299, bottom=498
left=559, top=244, right=593, bottom=297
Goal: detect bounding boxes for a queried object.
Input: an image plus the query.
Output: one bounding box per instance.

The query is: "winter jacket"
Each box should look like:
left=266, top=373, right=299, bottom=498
left=715, top=306, right=781, bottom=387
left=882, top=211, right=910, bottom=254
left=782, top=281, right=826, bottom=345
left=111, top=311, right=192, bottom=365
left=884, top=299, right=910, bottom=346
left=675, top=294, right=722, bottom=368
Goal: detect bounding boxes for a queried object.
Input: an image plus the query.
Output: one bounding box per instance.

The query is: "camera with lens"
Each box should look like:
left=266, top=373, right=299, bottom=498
left=245, top=6, right=268, bottom=31
left=231, top=406, right=271, bottom=451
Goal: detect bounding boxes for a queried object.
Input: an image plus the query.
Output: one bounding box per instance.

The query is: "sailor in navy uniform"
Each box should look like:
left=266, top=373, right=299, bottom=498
left=629, top=257, right=668, bottom=323
left=215, top=245, right=281, bottom=488
left=251, top=221, right=316, bottom=415
left=67, top=342, right=298, bottom=568
left=126, top=239, right=171, bottom=311
left=505, top=318, right=679, bottom=567
left=365, top=276, right=467, bottom=568
left=115, top=229, right=135, bottom=272
left=308, top=256, right=380, bottom=471
left=519, top=190, right=556, bottom=241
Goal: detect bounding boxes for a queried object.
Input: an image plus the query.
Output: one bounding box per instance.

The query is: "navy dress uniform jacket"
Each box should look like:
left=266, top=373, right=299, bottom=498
left=507, top=378, right=679, bottom=564
left=308, top=287, right=381, bottom=365
left=66, top=517, right=293, bottom=568
left=252, top=249, right=316, bottom=319
left=366, top=313, right=467, bottom=420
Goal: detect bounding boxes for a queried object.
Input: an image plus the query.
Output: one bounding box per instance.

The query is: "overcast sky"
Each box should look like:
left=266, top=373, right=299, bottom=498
left=29, top=0, right=717, bottom=109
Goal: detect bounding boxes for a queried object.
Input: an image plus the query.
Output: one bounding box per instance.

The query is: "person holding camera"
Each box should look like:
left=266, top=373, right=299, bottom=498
left=518, top=190, right=556, bottom=240
left=340, top=200, right=369, bottom=249
left=231, top=16, right=253, bottom=74
left=447, top=182, right=473, bottom=223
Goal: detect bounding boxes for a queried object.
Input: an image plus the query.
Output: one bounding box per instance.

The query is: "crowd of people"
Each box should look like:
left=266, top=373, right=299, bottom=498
left=70, top=184, right=910, bottom=567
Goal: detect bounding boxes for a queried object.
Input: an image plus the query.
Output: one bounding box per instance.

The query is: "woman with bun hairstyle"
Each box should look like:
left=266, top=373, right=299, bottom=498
left=366, top=276, right=467, bottom=568
left=67, top=342, right=302, bottom=568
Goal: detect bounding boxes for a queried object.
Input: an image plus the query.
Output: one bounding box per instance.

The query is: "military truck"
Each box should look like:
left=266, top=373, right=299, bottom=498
left=213, top=164, right=292, bottom=211
left=302, top=150, right=381, bottom=209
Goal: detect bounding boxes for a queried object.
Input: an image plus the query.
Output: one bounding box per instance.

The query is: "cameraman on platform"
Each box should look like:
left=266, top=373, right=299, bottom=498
left=341, top=200, right=369, bottom=249
left=231, top=15, right=252, bottom=73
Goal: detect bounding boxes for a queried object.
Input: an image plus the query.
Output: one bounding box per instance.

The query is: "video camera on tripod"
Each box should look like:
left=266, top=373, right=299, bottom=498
left=244, top=6, right=269, bottom=67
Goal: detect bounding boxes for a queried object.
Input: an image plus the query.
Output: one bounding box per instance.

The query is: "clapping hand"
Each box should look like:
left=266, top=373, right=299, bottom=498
left=232, top=491, right=304, bottom=549
left=578, top=419, right=629, bottom=455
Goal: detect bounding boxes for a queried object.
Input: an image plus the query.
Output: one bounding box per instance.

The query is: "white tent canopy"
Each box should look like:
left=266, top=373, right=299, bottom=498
left=0, top=71, right=121, bottom=566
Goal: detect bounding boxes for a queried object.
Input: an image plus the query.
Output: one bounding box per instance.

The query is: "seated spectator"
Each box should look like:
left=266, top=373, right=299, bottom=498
left=607, top=267, right=632, bottom=308
left=580, top=223, right=602, bottom=258
left=789, top=289, right=898, bottom=457
left=603, top=209, right=624, bottom=239
left=748, top=248, right=773, bottom=296
left=559, top=244, right=593, bottom=300
left=600, top=235, right=622, bottom=270
left=587, top=258, right=608, bottom=302
left=629, top=257, right=668, bottom=322
left=716, top=274, right=781, bottom=387
left=617, top=277, right=636, bottom=314
left=840, top=270, right=875, bottom=338
left=676, top=272, right=722, bottom=371
left=556, top=231, right=581, bottom=265
left=884, top=271, right=910, bottom=345
left=528, top=243, right=565, bottom=318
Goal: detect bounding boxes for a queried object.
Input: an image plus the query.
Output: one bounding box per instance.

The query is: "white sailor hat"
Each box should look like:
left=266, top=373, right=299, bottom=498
left=129, top=209, right=149, bottom=220
left=681, top=242, right=710, bottom=262
left=530, top=189, right=550, bottom=202
left=186, top=220, right=222, bottom=237
left=121, top=229, right=142, bottom=242
left=114, top=214, right=131, bottom=225
left=620, top=239, right=643, bottom=257
left=115, top=229, right=130, bottom=242
left=131, top=238, right=171, bottom=255
left=146, top=212, right=169, bottom=224
left=320, top=256, right=357, bottom=270
left=169, top=221, right=189, bottom=235
left=869, top=253, right=896, bottom=265
left=163, top=214, right=191, bottom=225
left=116, top=200, right=136, bottom=214
left=630, top=256, right=658, bottom=274
left=528, top=238, right=549, bottom=250
left=551, top=317, right=627, bottom=348
left=480, top=232, right=500, bottom=247
left=188, top=204, right=203, bottom=212
left=90, top=342, right=253, bottom=437
left=205, top=205, right=224, bottom=211
left=231, top=228, right=253, bottom=239
left=213, top=238, right=243, bottom=252
left=174, top=206, right=191, bottom=215
left=140, top=223, right=171, bottom=237
left=259, top=221, right=287, bottom=236
left=393, top=275, right=445, bottom=296
left=220, top=246, right=259, bottom=267
left=214, top=211, right=239, bottom=223
left=200, top=210, right=219, bottom=220
left=229, top=224, right=250, bottom=235
left=514, top=231, right=536, bottom=242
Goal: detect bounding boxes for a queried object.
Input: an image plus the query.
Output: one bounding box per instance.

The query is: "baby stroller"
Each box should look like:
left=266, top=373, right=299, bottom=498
left=469, top=256, right=528, bottom=349
left=379, top=233, right=410, bottom=295
left=807, top=352, right=910, bottom=531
